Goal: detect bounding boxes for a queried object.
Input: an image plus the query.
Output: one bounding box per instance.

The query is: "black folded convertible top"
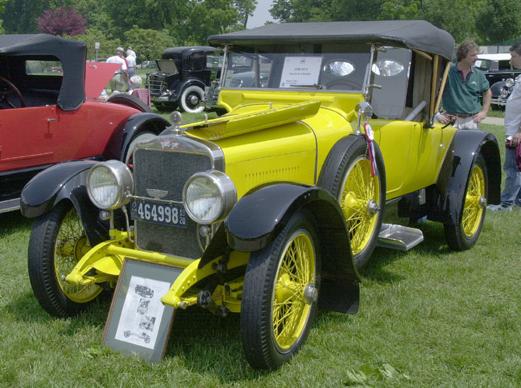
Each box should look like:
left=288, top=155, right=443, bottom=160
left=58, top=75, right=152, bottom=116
left=0, top=34, right=86, bottom=110
left=209, top=20, right=455, bottom=60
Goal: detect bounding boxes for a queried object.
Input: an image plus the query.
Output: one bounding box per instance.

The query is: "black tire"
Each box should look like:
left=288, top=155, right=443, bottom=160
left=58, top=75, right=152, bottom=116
left=241, top=211, right=320, bottom=370
left=28, top=201, right=102, bottom=317
left=124, top=131, right=157, bottom=165
left=179, top=85, right=205, bottom=114
left=107, top=93, right=150, bottom=112
left=319, top=136, right=385, bottom=270
left=444, top=154, right=488, bottom=250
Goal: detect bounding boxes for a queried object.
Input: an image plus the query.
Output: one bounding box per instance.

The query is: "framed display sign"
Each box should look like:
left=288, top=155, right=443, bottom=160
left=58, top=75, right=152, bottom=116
left=279, top=56, right=323, bottom=88
left=103, top=259, right=182, bottom=362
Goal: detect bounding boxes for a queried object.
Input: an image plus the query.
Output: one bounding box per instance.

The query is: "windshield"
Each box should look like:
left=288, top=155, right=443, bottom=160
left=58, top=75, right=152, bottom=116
left=221, top=43, right=371, bottom=91
left=157, top=59, right=179, bottom=74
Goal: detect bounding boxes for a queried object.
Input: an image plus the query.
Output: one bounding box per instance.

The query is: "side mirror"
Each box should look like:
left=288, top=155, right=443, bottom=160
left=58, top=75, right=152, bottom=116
left=356, top=102, right=373, bottom=134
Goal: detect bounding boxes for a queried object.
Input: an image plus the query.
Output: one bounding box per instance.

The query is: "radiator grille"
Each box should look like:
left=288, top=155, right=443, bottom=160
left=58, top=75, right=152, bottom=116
left=133, top=148, right=212, bottom=258
left=148, top=74, right=167, bottom=96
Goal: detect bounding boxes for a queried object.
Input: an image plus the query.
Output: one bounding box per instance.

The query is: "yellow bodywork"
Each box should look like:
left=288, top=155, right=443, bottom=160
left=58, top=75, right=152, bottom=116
left=66, top=87, right=456, bottom=311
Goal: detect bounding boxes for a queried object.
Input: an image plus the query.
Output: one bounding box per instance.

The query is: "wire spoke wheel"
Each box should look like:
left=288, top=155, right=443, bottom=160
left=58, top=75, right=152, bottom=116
left=54, top=209, right=100, bottom=303
left=339, top=155, right=380, bottom=256
left=444, top=154, right=488, bottom=251
left=241, top=211, right=320, bottom=370
left=272, top=230, right=315, bottom=351
left=28, top=202, right=103, bottom=317
left=462, top=164, right=486, bottom=237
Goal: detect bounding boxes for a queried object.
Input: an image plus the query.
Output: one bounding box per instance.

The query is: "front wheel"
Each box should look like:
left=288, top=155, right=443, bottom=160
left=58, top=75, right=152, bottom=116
left=241, top=211, right=320, bottom=370
left=444, top=154, right=488, bottom=250
left=28, top=202, right=102, bottom=317
left=179, top=85, right=205, bottom=114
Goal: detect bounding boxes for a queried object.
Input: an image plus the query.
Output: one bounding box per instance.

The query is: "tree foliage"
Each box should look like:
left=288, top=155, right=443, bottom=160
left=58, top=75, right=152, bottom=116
left=476, top=0, right=521, bottom=44
left=37, top=7, right=86, bottom=36
left=270, top=0, right=518, bottom=44
left=124, top=28, right=175, bottom=61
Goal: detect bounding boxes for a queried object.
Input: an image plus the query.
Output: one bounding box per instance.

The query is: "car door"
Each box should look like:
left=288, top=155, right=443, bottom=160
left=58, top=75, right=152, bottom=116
left=0, top=104, right=59, bottom=172
left=368, top=47, right=418, bottom=199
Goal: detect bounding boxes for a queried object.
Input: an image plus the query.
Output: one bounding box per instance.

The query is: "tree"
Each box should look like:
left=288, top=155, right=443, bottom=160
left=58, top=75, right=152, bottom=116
left=37, top=7, right=86, bottom=36
left=2, top=0, right=49, bottom=33
left=124, top=28, right=175, bottom=61
left=476, top=0, right=521, bottom=44
left=68, top=28, right=122, bottom=60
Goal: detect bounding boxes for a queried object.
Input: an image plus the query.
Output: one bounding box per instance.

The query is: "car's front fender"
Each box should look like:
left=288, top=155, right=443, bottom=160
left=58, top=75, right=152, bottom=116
left=20, top=161, right=108, bottom=245
left=104, top=112, right=170, bottom=161
left=225, top=183, right=360, bottom=313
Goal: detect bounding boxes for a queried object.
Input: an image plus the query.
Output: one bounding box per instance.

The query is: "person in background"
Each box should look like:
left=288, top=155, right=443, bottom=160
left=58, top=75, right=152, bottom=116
left=126, top=48, right=137, bottom=77
left=106, top=47, right=128, bottom=92
left=488, top=41, right=521, bottom=212
left=438, top=40, right=491, bottom=130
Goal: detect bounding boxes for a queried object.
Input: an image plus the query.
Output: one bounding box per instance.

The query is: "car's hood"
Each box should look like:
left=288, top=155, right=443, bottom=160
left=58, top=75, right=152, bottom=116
left=84, top=62, right=121, bottom=99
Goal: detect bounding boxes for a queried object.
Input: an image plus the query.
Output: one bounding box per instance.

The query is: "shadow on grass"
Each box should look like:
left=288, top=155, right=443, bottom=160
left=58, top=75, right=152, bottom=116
left=362, top=221, right=453, bottom=283
left=0, top=211, right=32, bottom=237
left=4, top=290, right=112, bottom=327
left=164, top=307, right=264, bottom=381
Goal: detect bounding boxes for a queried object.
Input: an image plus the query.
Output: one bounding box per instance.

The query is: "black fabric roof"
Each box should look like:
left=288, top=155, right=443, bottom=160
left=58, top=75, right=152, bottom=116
left=209, top=20, right=455, bottom=59
left=162, top=46, right=216, bottom=60
left=0, top=34, right=86, bottom=110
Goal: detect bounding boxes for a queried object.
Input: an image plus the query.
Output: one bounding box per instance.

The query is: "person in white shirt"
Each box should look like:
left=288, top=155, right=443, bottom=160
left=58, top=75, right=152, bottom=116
left=488, top=41, right=521, bottom=211
left=126, top=48, right=137, bottom=77
left=106, top=47, right=128, bottom=92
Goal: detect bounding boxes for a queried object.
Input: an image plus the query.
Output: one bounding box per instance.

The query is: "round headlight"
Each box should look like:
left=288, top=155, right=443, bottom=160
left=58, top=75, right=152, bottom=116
left=183, top=171, right=236, bottom=224
left=87, top=160, right=134, bottom=210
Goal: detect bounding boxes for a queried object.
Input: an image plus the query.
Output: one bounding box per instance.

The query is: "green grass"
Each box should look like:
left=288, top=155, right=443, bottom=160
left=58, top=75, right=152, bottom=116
left=1, top=124, right=520, bottom=386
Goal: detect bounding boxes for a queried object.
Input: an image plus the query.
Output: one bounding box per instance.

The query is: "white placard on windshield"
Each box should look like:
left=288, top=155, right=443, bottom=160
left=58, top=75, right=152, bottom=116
left=280, top=56, right=322, bottom=88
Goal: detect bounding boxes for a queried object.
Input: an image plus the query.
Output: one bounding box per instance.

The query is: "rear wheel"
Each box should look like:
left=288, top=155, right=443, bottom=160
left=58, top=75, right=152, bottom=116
left=444, top=155, right=487, bottom=250
left=28, top=202, right=102, bottom=317
left=241, top=211, right=320, bottom=370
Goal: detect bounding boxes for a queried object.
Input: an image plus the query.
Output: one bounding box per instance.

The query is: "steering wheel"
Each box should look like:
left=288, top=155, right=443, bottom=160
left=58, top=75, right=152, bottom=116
left=0, top=76, right=26, bottom=108
left=324, top=79, right=361, bottom=91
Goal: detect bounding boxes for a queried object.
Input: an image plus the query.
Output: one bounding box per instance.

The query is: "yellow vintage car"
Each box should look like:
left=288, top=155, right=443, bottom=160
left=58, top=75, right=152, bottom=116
left=21, top=21, right=501, bottom=369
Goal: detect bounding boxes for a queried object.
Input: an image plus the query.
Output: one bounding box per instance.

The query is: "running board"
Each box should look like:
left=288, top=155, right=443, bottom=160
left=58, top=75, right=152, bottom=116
left=377, top=223, right=424, bottom=251
left=0, top=198, right=20, bottom=214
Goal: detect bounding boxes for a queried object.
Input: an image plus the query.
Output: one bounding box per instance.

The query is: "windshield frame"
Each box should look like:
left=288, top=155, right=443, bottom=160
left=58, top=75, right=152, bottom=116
left=219, top=44, right=372, bottom=94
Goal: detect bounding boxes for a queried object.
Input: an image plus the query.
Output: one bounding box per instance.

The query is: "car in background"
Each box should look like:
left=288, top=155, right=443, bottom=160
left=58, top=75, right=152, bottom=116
left=476, top=53, right=521, bottom=107
left=0, top=34, right=170, bottom=214
left=147, top=46, right=220, bottom=113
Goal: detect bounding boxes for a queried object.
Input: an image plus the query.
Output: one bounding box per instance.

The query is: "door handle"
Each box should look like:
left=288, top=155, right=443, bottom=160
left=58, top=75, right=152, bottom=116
left=47, top=118, right=57, bottom=122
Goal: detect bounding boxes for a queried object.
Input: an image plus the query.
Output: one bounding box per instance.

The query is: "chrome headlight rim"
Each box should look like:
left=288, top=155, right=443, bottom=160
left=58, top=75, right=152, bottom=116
left=183, top=170, right=237, bottom=225
left=86, top=160, right=134, bottom=210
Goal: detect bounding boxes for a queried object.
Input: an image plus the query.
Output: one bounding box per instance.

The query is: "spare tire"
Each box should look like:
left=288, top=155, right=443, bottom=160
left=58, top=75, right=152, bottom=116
left=107, top=93, right=151, bottom=112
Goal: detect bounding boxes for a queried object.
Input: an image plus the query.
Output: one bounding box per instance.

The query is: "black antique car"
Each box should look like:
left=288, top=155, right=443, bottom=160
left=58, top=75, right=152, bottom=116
left=147, top=46, right=220, bottom=113
left=476, top=53, right=521, bottom=107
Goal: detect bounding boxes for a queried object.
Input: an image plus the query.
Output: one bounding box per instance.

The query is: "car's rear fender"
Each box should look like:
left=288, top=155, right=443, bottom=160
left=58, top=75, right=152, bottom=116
left=175, top=79, right=206, bottom=96
left=224, top=183, right=360, bottom=313
left=20, top=161, right=108, bottom=245
left=428, top=130, right=501, bottom=224
left=104, top=112, right=170, bottom=161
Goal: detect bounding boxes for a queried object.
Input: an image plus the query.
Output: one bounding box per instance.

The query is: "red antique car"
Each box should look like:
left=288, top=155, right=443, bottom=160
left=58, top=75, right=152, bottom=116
left=0, top=34, right=169, bottom=213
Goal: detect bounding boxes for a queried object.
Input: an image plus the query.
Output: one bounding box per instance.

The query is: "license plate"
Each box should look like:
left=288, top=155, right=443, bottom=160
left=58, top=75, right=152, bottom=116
left=131, top=199, right=187, bottom=227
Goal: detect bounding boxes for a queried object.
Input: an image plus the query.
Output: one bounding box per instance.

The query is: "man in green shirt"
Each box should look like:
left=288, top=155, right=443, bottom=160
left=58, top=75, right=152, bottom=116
left=438, top=40, right=491, bottom=130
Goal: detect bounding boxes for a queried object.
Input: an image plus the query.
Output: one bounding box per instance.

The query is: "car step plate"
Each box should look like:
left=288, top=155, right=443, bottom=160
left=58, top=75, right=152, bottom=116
left=377, top=223, right=424, bottom=251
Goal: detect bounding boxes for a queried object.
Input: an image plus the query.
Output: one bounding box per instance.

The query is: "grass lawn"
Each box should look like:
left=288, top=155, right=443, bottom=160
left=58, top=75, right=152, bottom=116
left=1, top=124, right=520, bottom=386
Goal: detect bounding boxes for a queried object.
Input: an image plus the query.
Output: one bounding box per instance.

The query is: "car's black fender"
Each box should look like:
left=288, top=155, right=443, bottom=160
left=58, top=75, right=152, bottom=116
left=104, top=112, right=170, bottom=161
left=428, top=130, right=501, bottom=224
left=225, top=183, right=360, bottom=314
left=20, top=161, right=108, bottom=245
left=175, top=78, right=207, bottom=97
